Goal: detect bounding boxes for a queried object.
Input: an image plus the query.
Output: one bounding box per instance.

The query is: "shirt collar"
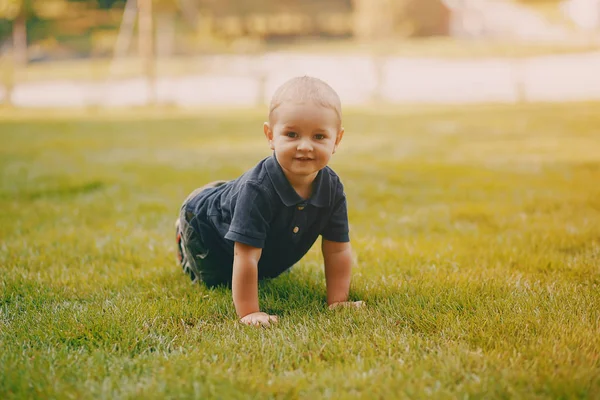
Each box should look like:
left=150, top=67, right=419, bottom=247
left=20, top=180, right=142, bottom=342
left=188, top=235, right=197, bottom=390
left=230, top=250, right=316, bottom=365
left=265, top=154, right=331, bottom=208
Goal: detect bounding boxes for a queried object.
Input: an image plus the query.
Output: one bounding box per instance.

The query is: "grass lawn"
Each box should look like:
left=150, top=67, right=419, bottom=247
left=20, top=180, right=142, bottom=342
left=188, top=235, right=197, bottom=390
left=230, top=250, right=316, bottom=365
left=1, top=103, right=599, bottom=399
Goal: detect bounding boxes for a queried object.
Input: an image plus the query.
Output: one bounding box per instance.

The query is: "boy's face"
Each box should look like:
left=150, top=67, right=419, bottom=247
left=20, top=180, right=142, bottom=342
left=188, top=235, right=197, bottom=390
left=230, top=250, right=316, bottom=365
left=264, top=101, right=344, bottom=183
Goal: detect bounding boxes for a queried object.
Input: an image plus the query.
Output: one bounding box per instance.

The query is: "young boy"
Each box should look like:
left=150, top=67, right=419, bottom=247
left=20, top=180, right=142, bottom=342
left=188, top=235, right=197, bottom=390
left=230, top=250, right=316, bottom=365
left=176, top=76, right=363, bottom=327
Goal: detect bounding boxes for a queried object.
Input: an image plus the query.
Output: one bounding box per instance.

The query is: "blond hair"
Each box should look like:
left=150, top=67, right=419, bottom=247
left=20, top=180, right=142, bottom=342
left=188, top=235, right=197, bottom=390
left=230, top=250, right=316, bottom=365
left=269, top=76, right=342, bottom=124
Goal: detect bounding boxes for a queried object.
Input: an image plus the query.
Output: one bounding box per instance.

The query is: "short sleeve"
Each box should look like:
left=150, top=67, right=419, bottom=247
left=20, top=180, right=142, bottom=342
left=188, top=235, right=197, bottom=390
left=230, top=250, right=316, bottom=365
left=225, top=182, right=272, bottom=248
left=321, top=192, right=350, bottom=243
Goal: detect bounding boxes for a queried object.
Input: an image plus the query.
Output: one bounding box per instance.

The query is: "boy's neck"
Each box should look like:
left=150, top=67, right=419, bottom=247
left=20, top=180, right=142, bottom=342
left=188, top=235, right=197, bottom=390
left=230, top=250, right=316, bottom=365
left=284, top=172, right=317, bottom=200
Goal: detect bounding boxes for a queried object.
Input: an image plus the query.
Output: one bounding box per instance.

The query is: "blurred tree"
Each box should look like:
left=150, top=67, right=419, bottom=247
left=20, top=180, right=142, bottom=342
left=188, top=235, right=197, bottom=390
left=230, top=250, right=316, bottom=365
left=403, top=0, right=450, bottom=36
left=352, top=0, right=449, bottom=39
left=153, top=0, right=178, bottom=58
left=136, top=0, right=154, bottom=103
left=33, top=0, right=70, bottom=19
left=0, top=0, right=21, bottom=19
left=110, top=0, right=179, bottom=104
left=95, top=0, right=125, bottom=8
left=137, top=0, right=179, bottom=104
left=0, top=0, right=31, bottom=64
left=0, top=0, right=37, bottom=105
left=195, top=0, right=353, bottom=40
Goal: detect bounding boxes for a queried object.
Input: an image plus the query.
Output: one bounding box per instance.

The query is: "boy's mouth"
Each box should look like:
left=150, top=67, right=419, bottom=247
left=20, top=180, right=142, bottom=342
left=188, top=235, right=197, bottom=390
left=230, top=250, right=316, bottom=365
left=295, top=157, right=313, bottom=161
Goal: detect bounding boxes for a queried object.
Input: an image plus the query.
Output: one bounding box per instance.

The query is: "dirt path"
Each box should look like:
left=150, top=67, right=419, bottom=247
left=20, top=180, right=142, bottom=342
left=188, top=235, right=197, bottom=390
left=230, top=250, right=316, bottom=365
left=2, top=51, right=600, bottom=107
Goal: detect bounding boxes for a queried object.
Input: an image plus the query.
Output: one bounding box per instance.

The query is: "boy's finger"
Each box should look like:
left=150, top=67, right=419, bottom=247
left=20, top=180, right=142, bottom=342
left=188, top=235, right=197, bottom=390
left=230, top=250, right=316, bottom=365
left=241, top=317, right=263, bottom=326
left=240, top=316, right=276, bottom=327
left=258, top=317, right=275, bottom=327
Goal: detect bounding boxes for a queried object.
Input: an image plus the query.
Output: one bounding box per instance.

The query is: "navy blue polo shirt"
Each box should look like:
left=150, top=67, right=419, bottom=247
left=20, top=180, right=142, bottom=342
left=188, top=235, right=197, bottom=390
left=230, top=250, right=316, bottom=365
left=184, top=154, right=349, bottom=279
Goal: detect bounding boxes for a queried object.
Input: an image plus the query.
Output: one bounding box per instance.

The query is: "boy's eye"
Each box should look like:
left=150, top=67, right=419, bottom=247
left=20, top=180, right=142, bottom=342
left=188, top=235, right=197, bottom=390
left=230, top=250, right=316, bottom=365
left=285, top=132, right=298, bottom=138
left=314, top=134, right=325, bottom=140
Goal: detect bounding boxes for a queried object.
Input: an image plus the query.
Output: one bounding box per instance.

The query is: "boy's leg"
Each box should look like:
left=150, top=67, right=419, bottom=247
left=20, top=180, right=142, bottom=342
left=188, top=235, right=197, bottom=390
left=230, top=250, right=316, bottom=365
left=176, top=209, right=206, bottom=284
left=175, top=180, right=228, bottom=285
left=177, top=209, right=232, bottom=288
left=175, top=218, right=198, bottom=283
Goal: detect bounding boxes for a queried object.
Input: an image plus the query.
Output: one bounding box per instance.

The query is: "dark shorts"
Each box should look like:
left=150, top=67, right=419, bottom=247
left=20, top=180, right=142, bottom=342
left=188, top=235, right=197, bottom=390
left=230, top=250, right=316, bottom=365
left=178, top=181, right=230, bottom=288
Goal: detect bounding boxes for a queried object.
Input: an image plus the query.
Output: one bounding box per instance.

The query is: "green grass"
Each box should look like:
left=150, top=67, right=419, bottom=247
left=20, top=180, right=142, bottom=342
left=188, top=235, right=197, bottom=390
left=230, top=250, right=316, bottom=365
left=1, top=103, right=600, bottom=399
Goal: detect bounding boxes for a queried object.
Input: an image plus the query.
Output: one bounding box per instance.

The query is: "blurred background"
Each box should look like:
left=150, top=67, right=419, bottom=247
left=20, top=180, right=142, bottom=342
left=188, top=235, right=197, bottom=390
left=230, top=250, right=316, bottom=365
left=1, top=0, right=599, bottom=108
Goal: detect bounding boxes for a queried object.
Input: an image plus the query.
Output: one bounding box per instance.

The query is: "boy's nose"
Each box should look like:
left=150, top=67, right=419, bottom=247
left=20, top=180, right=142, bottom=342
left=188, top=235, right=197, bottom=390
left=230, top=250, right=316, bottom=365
left=297, top=139, right=313, bottom=151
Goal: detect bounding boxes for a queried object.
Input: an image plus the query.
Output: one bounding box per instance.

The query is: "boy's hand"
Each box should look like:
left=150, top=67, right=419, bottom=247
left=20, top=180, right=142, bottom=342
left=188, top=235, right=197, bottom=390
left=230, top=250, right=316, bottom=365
left=240, top=312, right=278, bottom=327
left=328, top=301, right=365, bottom=310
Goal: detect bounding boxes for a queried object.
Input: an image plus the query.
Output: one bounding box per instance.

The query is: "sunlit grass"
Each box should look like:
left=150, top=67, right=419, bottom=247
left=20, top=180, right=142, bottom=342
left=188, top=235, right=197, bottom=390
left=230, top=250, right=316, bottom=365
left=1, top=103, right=599, bottom=399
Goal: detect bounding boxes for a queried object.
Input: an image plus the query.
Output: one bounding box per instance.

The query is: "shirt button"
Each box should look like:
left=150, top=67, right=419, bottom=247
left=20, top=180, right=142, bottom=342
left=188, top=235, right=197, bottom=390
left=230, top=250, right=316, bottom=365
left=297, top=206, right=305, bottom=210
left=293, top=226, right=299, bottom=234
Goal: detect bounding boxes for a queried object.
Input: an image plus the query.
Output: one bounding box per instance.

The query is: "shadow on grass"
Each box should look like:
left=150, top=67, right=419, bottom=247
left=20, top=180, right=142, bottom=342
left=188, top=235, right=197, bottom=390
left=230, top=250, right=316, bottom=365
left=3, top=181, right=105, bottom=201
left=257, top=271, right=328, bottom=316
left=156, top=266, right=329, bottom=313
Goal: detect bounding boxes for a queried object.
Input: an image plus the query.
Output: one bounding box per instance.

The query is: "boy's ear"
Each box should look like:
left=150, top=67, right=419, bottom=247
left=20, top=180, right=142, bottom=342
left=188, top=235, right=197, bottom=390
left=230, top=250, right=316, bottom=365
left=263, top=122, right=274, bottom=150
left=333, top=127, right=345, bottom=154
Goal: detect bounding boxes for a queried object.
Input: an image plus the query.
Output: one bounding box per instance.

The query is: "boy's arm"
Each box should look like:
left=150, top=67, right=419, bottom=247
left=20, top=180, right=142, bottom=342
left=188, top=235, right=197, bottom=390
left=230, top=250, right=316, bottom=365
left=322, top=239, right=362, bottom=308
left=232, top=242, right=278, bottom=326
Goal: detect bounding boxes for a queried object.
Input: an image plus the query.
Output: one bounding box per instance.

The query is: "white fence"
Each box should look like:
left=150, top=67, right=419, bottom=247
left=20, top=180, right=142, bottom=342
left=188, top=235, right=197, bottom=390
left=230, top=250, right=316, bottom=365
left=2, top=51, right=600, bottom=107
